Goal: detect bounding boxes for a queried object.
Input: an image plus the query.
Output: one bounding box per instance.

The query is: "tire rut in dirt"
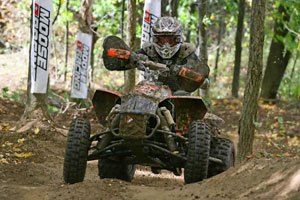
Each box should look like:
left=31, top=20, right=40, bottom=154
left=63, top=118, right=91, bottom=184
left=184, top=120, right=211, bottom=184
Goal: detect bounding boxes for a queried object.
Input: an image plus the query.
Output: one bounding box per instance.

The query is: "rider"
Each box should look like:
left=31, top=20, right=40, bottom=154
left=132, top=17, right=213, bottom=154
left=131, top=16, right=210, bottom=94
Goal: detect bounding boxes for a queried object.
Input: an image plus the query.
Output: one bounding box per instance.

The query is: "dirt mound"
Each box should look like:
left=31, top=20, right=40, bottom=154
left=131, top=158, right=300, bottom=200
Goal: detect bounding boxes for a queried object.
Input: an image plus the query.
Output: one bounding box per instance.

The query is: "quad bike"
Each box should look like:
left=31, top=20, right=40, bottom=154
left=63, top=36, right=235, bottom=184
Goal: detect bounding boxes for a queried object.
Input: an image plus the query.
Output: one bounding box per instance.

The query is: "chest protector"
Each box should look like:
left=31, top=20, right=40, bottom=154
left=142, top=43, right=202, bottom=93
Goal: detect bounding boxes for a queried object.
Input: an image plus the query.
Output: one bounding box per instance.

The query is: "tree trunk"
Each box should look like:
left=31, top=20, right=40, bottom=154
left=186, top=2, right=197, bottom=43
left=289, top=50, right=299, bottom=97
left=137, top=1, right=144, bottom=29
left=78, top=0, right=93, bottom=90
left=197, top=0, right=209, bottom=97
left=22, top=3, right=49, bottom=123
left=124, top=0, right=137, bottom=93
left=261, top=5, right=291, bottom=100
left=213, top=6, right=225, bottom=82
left=23, top=56, right=50, bottom=121
left=170, top=0, right=178, bottom=17
left=121, top=0, right=125, bottom=39
left=90, top=30, right=99, bottom=83
left=64, top=0, right=70, bottom=82
left=161, top=0, right=177, bottom=17
left=79, top=0, right=93, bottom=34
left=24, top=71, right=38, bottom=120
left=231, top=0, right=246, bottom=98
left=197, top=0, right=208, bottom=65
left=161, top=0, right=168, bottom=17
left=237, top=0, right=266, bottom=162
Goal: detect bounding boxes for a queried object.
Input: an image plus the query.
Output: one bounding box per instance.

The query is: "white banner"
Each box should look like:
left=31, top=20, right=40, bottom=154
left=141, top=0, right=161, bottom=47
left=71, top=32, right=92, bottom=99
left=30, top=0, right=53, bottom=93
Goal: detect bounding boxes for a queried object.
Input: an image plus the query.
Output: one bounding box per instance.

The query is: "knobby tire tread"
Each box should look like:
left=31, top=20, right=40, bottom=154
left=63, top=118, right=91, bottom=184
left=184, top=120, right=211, bottom=184
left=208, top=137, right=235, bottom=178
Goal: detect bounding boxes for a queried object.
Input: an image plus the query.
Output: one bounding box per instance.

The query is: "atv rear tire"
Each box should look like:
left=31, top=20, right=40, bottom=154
left=63, top=118, right=91, bottom=184
left=98, top=159, right=136, bottom=182
left=184, top=120, right=211, bottom=184
left=208, top=137, right=235, bottom=178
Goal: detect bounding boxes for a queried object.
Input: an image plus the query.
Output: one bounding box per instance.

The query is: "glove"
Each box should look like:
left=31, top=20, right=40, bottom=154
left=129, top=52, right=148, bottom=65
left=168, top=65, right=181, bottom=76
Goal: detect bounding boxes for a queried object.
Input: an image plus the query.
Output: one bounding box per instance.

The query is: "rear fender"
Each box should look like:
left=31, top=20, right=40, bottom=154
left=92, top=89, right=121, bottom=125
left=168, top=96, right=207, bottom=134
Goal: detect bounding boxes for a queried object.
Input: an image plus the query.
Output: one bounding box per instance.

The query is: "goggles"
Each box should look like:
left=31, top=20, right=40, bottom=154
left=153, top=35, right=181, bottom=47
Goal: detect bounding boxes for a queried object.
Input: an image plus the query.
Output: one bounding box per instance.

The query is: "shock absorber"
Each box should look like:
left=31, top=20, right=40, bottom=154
left=160, top=107, right=175, bottom=129
left=97, top=105, right=120, bottom=150
left=157, top=107, right=178, bottom=153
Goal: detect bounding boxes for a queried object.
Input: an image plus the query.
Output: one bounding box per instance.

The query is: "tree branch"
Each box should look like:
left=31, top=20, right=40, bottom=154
left=52, top=0, right=62, bottom=26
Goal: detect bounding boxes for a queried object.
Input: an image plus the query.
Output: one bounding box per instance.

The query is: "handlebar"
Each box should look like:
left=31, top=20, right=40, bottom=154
left=106, top=48, right=168, bottom=72
left=140, top=60, right=169, bottom=71
left=105, top=47, right=205, bottom=85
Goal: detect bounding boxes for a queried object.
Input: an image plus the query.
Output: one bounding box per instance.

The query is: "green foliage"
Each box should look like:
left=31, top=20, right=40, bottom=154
left=60, top=10, right=73, bottom=24
left=71, top=98, right=91, bottom=109
left=278, top=68, right=300, bottom=100
left=47, top=105, right=60, bottom=114
left=92, top=0, right=126, bottom=37
left=1, top=87, right=22, bottom=102
left=1, top=87, right=9, bottom=98
left=202, top=94, right=212, bottom=109
left=269, top=0, right=300, bottom=51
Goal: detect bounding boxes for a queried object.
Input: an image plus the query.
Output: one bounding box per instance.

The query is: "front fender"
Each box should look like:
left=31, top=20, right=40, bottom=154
left=168, top=96, right=207, bottom=130
left=92, top=89, right=121, bottom=125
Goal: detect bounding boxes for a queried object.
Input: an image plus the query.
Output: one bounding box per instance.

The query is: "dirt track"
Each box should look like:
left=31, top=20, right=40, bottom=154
left=0, top=96, right=300, bottom=200
left=1, top=130, right=299, bottom=200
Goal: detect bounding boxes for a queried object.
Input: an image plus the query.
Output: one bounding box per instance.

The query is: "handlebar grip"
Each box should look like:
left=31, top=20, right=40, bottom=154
left=142, top=60, right=168, bottom=71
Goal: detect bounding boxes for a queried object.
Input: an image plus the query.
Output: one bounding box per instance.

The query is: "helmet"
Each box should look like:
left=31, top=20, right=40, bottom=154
left=152, top=17, right=182, bottom=59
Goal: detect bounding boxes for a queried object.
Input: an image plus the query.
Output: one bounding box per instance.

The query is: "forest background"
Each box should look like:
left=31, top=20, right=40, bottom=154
left=0, top=0, right=299, bottom=100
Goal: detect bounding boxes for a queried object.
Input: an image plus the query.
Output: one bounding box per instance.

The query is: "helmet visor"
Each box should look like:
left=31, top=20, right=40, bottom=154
left=153, top=35, right=181, bottom=47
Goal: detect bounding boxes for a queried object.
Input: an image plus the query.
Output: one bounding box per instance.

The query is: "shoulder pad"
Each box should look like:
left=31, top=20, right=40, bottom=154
left=178, top=43, right=196, bottom=58
left=142, top=42, right=157, bottom=58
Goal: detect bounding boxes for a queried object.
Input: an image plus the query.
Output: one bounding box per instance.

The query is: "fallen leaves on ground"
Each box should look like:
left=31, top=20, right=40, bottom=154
left=0, top=122, right=12, bottom=131
left=14, top=152, right=33, bottom=158
left=0, top=137, right=34, bottom=163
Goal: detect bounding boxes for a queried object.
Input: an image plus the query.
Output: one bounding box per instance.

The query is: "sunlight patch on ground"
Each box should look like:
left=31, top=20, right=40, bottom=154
left=279, top=169, right=300, bottom=197
left=135, top=168, right=183, bottom=180
left=233, top=162, right=253, bottom=175
left=87, top=160, right=183, bottom=180
left=239, top=170, right=286, bottom=198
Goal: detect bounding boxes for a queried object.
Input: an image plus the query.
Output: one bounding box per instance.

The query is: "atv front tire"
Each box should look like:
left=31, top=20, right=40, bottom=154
left=184, top=120, right=211, bottom=184
left=208, top=137, right=235, bottom=178
left=63, top=118, right=91, bottom=184
left=98, top=159, right=136, bottom=182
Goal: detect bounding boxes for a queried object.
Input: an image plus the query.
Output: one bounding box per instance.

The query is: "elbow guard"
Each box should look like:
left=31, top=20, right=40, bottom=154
left=178, top=67, right=205, bottom=84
